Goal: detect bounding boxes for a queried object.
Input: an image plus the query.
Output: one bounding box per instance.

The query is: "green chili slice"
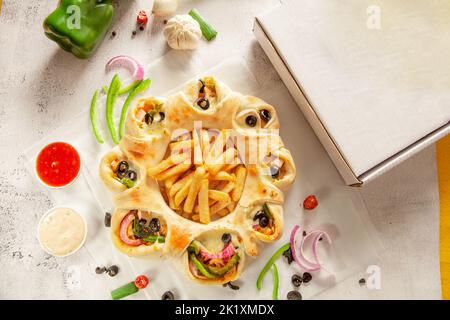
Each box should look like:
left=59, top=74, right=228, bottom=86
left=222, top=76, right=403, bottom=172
left=143, top=235, right=165, bottom=243
left=118, top=79, right=151, bottom=139
left=272, top=264, right=279, bottom=300
left=262, top=202, right=273, bottom=218
left=118, top=80, right=142, bottom=95
left=89, top=90, right=104, bottom=144
left=106, top=74, right=122, bottom=144
left=190, top=253, right=217, bottom=279
left=256, top=243, right=290, bottom=290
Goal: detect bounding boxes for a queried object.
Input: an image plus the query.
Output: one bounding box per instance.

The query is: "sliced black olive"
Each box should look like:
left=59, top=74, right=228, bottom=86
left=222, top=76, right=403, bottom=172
left=259, top=109, right=272, bottom=122
left=197, top=98, right=210, bottom=110
left=158, top=112, right=165, bottom=121
left=95, top=266, right=106, bottom=274
left=359, top=278, right=366, bottom=286
left=222, top=233, right=232, bottom=244
left=287, top=290, right=302, bottom=300
left=224, top=282, right=240, bottom=290
left=259, top=216, right=269, bottom=228
left=291, top=274, right=302, bottom=287
left=245, top=115, right=257, bottom=127
left=144, top=112, right=153, bottom=125
left=138, top=219, right=147, bottom=227
left=127, top=170, right=137, bottom=181
left=269, top=165, right=280, bottom=178
left=253, top=210, right=265, bottom=221
left=104, top=212, right=112, bottom=227
left=162, top=291, right=175, bottom=300
left=117, top=161, right=129, bottom=174
left=302, top=272, right=312, bottom=283
left=282, top=248, right=293, bottom=265
left=107, top=265, right=119, bottom=277
left=198, top=79, right=206, bottom=94
left=149, top=218, right=161, bottom=233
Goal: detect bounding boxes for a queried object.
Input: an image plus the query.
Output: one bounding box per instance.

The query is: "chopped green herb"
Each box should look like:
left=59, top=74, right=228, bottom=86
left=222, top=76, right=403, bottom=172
left=188, top=9, right=217, bottom=41
left=89, top=90, right=104, bottom=144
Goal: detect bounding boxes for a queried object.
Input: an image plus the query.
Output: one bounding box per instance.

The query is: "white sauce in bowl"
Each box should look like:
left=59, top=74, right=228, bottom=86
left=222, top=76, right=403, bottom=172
left=38, top=207, right=87, bottom=257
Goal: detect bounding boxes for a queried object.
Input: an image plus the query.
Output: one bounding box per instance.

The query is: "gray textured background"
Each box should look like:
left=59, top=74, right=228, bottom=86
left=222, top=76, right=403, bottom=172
left=0, top=0, right=441, bottom=299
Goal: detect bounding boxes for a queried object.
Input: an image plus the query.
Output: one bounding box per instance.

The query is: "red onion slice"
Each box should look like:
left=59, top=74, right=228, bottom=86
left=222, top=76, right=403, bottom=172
left=106, top=55, right=144, bottom=81
left=119, top=211, right=143, bottom=246
left=199, top=242, right=235, bottom=262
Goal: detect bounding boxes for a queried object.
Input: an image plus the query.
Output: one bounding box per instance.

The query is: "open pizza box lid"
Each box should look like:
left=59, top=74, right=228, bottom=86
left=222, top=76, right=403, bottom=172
left=254, top=0, right=450, bottom=186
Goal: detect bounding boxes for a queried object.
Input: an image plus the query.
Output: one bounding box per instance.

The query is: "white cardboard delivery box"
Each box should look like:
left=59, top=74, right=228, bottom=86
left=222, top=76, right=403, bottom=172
left=254, top=0, right=450, bottom=186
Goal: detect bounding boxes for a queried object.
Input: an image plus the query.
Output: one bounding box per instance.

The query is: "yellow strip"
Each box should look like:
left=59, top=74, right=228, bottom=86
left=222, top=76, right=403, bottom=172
left=437, top=134, right=450, bottom=300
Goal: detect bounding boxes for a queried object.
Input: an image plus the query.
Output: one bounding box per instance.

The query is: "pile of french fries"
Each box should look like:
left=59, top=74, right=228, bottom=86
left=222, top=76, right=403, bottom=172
left=148, top=129, right=247, bottom=224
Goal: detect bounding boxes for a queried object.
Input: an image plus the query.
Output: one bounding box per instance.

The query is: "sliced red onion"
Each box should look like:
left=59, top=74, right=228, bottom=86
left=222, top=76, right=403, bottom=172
left=106, top=55, right=144, bottom=81
left=119, top=211, right=143, bottom=246
left=199, top=242, right=235, bottom=263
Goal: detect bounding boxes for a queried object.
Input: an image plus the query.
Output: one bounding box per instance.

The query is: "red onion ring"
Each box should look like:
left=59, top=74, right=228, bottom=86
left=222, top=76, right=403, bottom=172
left=199, top=242, right=235, bottom=263
left=106, top=55, right=144, bottom=81
left=119, top=211, right=143, bottom=246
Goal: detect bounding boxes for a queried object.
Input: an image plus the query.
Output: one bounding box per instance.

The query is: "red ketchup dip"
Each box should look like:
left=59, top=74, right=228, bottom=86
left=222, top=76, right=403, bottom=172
left=36, top=142, right=81, bottom=187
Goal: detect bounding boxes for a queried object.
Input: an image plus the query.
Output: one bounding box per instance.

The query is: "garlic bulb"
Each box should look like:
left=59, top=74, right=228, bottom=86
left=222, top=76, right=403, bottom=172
left=163, top=15, right=202, bottom=50
left=153, top=0, right=178, bottom=17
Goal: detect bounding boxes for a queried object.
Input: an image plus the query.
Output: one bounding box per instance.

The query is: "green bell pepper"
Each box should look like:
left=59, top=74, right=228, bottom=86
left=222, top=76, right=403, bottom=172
left=43, top=0, right=114, bottom=59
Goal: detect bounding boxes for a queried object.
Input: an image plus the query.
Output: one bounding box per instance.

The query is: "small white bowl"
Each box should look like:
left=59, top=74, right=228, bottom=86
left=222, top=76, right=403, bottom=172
left=37, top=206, right=87, bottom=258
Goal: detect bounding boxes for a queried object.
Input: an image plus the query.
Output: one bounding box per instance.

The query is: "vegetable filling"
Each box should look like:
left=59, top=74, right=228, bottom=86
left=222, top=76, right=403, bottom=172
left=119, top=210, right=166, bottom=246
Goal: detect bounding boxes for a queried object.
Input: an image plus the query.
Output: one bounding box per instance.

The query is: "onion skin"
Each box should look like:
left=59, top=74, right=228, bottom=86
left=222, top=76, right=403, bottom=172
left=119, top=212, right=143, bottom=246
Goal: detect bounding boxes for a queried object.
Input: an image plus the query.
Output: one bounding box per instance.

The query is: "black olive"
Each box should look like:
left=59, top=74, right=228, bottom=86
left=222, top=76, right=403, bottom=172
left=127, top=170, right=137, bottom=181
left=222, top=233, right=232, bottom=244
left=138, top=219, right=147, bottom=227
left=117, top=161, right=129, bottom=174
left=287, top=290, right=302, bottom=300
left=162, top=291, right=175, bottom=300
left=245, top=115, right=257, bottom=127
left=302, top=272, right=312, bottom=283
left=269, top=166, right=280, bottom=178
left=139, top=25, right=144, bottom=31
left=303, top=231, right=307, bottom=237
left=282, top=248, right=293, bottom=264
left=225, top=282, right=240, bottom=290
left=359, top=278, right=366, bottom=286
left=291, top=274, right=302, bottom=287
left=149, top=218, right=161, bottom=233
left=253, top=210, right=265, bottom=221
left=197, top=98, right=210, bottom=110
left=104, top=212, right=112, bottom=227
left=107, top=265, right=119, bottom=277
left=259, top=109, right=272, bottom=122
left=198, top=79, right=206, bottom=94
left=259, top=216, right=269, bottom=228
left=144, top=112, right=153, bottom=125
left=95, top=266, right=106, bottom=274
left=158, top=112, right=165, bottom=121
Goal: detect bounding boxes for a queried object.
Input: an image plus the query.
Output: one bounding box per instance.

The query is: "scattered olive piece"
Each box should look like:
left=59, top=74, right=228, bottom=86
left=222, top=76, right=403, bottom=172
left=162, top=291, right=175, bottom=300
left=359, top=278, right=366, bottom=286
left=117, top=161, right=129, bottom=174
left=291, top=274, right=302, bottom=287
left=259, top=215, right=269, bottom=228
left=287, top=290, right=302, bottom=300
left=302, top=272, right=312, bottom=283
left=302, top=231, right=307, bottom=237
left=149, top=218, right=161, bottom=233
left=144, top=112, right=153, bottom=125
left=104, top=212, right=112, bottom=227
left=95, top=266, right=106, bottom=274
left=132, top=30, right=137, bottom=36
left=245, top=115, right=257, bottom=127
left=198, top=79, right=206, bottom=94
left=224, top=281, right=240, bottom=290
left=319, top=237, right=323, bottom=241
left=158, top=112, right=165, bottom=122
left=282, top=248, right=293, bottom=265
left=107, top=265, right=119, bottom=277
left=127, top=170, right=137, bottom=181
left=111, top=31, right=117, bottom=37
left=138, top=219, right=147, bottom=227
left=197, top=98, right=210, bottom=110
left=221, top=233, right=232, bottom=244
left=269, top=165, right=280, bottom=178
left=259, top=109, right=272, bottom=122
left=163, top=19, right=168, bottom=24
left=139, top=25, right=144, bottom=31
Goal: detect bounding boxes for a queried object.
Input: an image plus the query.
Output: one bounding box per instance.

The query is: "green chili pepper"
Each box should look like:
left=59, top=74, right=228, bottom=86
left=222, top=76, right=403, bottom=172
left=205, top=254, right=240, bottom=276
left=111, top=281, right=138, bottom=300
left=43, top=0, right=114, bottom=59
left=256, top=243, right=290, bottom=290
left=106, top=74, right=121, bottom=144
left=118, top=79, right=151, bottom=139
left=101, top=85, right=109, bottom=94
left=143, top=235, right=165, bottom=243
left=118, top=80, right=142, bottom=96
left=118, top=177, right=134, bottom=188
left=272, top=264, right=279, bottom=300
left=190, top=253, right=217, bottom=279
left=262, top=202, right=273, bottom=218
left=89, top=90, right=104, bottom=144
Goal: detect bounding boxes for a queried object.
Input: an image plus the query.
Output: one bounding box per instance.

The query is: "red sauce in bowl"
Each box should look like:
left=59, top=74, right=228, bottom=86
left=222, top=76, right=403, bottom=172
left=36, top=142, right=81, bottom=187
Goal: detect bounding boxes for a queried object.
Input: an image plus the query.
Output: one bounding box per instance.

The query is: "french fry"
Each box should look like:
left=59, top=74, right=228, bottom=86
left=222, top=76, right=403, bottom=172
left=174, top=178, right=193, bottom=207
left=211, top=171, right=234, bottom=181
left=148, top=153, right=189, bottom=177
left=168, top=192, right=180, bottom=210
left=201, top=130, right=211, bottom=159
left=192, top=128, right=203, bottom=165
left=183, top=166, right=206, bottom=213
left=219, top=181, right=235, bottom=194
left=156, top=163, right=192, bottom=181
left=216, top=208, right=230, bottom=217
left=198, top=178, right=210, bottom=224
left=170, top=139, right=193, bottom=153
left=208, top=190, right=231, bottom=203
left=227, top=201, right=237, bottom=212
left=231, top=165, right=247, bottom=201
left=210, top=200, right=231, bottom=215
left=164, top=173, right=181, bottom=190
left=192, top=214, right=200, bottom=221
left=170, top=171, right=194, bottom=197
left=206, top=131, right=226, bottom=164
left=208, top=148, right=238, bottom=175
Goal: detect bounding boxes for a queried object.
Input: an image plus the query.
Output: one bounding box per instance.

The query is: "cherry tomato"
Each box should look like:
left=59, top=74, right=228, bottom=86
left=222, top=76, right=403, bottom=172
left=136, top=10, right=148, bottom=25
left=303, top=195, right=318, bottom=210
left=134, top=275, right=149, bottom=289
